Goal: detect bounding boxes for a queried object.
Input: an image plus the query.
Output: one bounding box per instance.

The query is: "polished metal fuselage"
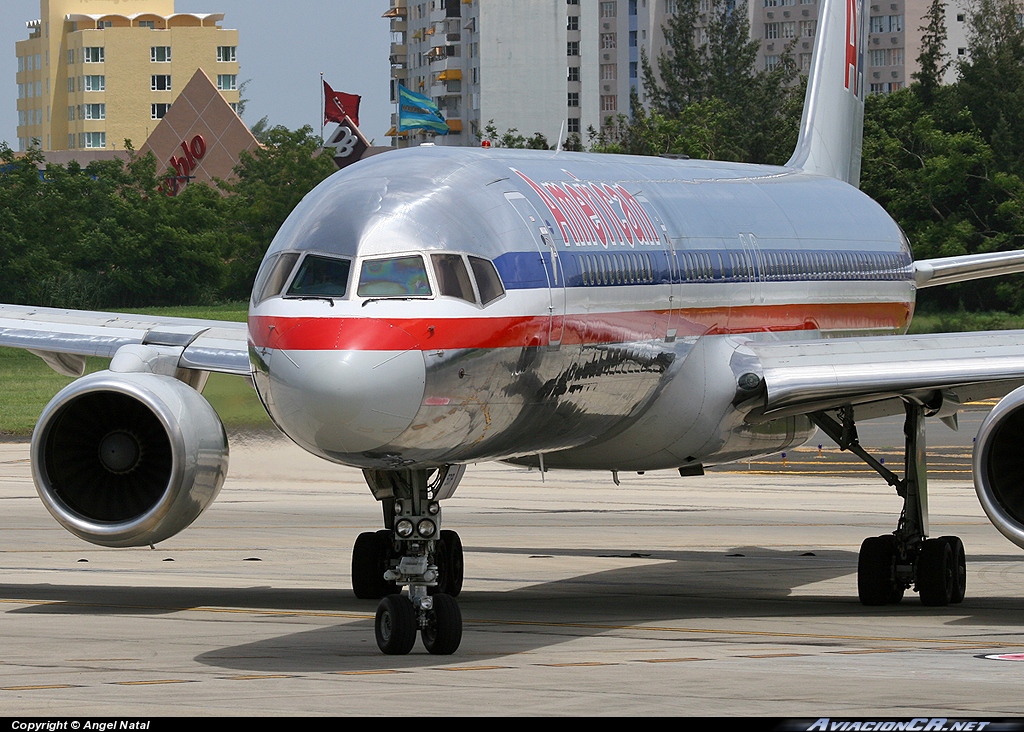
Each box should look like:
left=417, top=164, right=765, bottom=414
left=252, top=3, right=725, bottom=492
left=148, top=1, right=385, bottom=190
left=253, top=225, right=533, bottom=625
left=249, top=147, right=914, bottom=472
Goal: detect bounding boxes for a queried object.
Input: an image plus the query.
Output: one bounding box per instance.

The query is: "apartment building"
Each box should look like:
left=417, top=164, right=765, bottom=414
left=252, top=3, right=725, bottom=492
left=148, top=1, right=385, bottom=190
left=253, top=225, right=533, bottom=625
left=385, top=0, right=971, bottom=148
left=15, top=0, right=239, bottom=152
left=387, top=0, right=613, bottom=146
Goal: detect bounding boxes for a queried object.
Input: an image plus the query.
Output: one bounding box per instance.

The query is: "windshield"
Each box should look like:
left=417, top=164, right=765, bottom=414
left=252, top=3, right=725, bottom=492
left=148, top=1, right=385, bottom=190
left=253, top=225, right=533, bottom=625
left=286, top=254, right=352, bottom=298
left=357, top=255, right=432, bottom=297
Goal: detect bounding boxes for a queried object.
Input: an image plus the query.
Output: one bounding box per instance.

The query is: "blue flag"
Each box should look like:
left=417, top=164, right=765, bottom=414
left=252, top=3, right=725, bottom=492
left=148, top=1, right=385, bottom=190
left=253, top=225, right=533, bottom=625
left=397, top=83, right=450, bottom=135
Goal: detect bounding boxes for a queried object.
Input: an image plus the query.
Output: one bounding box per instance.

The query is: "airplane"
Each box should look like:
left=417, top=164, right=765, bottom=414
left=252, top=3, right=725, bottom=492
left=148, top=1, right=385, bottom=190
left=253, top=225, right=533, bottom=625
left=5, top=0, right=1024, bottom=657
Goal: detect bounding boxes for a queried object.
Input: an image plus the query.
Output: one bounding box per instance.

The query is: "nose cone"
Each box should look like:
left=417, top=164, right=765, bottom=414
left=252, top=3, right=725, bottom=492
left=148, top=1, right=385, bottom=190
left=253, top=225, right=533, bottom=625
left=261, top=320, right=425, bottom=458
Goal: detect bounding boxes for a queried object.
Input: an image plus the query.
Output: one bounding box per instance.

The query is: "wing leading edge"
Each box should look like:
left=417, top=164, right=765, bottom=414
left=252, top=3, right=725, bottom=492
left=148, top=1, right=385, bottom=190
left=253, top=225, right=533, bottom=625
left=747, top=330, right=1024, bottom=421
left=0, top=304, right=250, bottom=377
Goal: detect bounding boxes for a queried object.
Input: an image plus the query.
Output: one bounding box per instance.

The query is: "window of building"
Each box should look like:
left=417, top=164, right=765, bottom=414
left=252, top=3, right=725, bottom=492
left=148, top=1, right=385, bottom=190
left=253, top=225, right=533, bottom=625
left=151, top=103, right=171, bottom=119
left=870, top=15, right=885, bottom=32
left=67, top=106, right=75, bottom=121
left=567, top=15, right=579, bottom=30
left=568, top=66, right=580, bottom=82
left=99, top=21, right=113, bottom=29
left=567, top=0, right=579, bottom=4
left=602, top=63, right=617, bottom=80
left=870, top=49, right=886, bottom=66
left=799, top=19, right=816, bottom=36
left=630, top=61, right=638, bottom=78
left=799, top=53, right=812, bottom=70
left=888, top=15, right=903, bottom=32
left=568, top=117, right=581, bottom=134
left=665, top=0, right=678, bottom=12
left=151, top=46, right=171, bottom=63
left=567, top=40, right=580, bottom=56
left=217, top=46, right=236, bottom=62
left=217, top=74, right=237, bottom=91
left=81, top=132, right=106, bottom=148
left=601, top=33, right=616, bottom=49
left=601, top=94, right=617, bottom=111
left=765, top=55, right=781, bottom=71
left=83, top=103, right=105, bottom=120
left=891, top=48, right=904, bottom=65
left=67, top=78, right=75, bottom=93
left=568, top=91, right=580, bottom=107
left=84, top=47, right=104, bottom=63
left=765, top=23, right=779, bottom=39
left=957, top=47, right=967, bottom=55
left=602, top=2, right=618, bottom=17
left=781, top=21, right=796, bottom=38
left=64, top=51, right=72, bottom=66
left=151, top=75, right=171, bottom=91
left=629, top=30, right=638, bottom=46
left=138, top=20, right=155, bottom=29
left=84, top=75, right=105, bottom=91
left=67, top=135, right=75, bottom=149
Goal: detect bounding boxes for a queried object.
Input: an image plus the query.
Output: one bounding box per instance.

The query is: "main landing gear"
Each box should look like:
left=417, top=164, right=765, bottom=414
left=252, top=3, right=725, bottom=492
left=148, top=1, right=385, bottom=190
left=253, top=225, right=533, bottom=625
left=352, top=466, right=466, bottom=655
left=811, top=400, right=967, bottom=607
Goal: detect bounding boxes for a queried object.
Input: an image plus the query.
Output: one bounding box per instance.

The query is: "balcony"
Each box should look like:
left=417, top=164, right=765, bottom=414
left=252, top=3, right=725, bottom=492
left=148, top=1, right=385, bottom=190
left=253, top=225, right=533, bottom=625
left=382, top=0, right=407, bottom=18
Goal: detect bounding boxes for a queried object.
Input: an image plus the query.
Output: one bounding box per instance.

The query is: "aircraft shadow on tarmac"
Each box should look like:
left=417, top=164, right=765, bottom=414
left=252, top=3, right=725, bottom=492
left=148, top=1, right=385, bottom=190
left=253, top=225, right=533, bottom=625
left=4, top=545, right=1024, bottom=672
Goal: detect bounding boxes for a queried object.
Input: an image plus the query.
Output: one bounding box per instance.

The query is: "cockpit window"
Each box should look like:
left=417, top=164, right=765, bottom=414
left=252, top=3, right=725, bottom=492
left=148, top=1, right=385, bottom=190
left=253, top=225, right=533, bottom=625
left=286, top=254, right=352, bottom=299
left=469, top=256, right=505, bottom=305
left=253, top=251, right=300, bottom=305
left=357, top=255, right=432, bottom=297
left=431, top=254, right=476, bottom=303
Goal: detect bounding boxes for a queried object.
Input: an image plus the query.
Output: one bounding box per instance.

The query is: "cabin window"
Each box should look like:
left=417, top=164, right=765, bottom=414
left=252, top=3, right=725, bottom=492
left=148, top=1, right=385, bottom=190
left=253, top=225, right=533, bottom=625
left=252, top=251, right=300, bottom=304
left=358, top=255, right=432, bottom=297
left=286, top=254, right=352, bottom=299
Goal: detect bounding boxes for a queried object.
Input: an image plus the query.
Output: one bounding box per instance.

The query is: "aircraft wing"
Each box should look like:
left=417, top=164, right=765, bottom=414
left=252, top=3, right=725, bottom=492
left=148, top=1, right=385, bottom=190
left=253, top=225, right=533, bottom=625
left=0, top=303, right=250, bottom=378
left=915, top=250, right=1024, bottom=288
left=747, top=330, right=1024, bottom=421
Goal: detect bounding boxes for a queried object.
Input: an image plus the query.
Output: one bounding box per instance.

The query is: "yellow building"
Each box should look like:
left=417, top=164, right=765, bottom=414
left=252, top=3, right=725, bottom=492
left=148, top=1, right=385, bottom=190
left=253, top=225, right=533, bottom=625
left=15, top=0, right=239, bottom=152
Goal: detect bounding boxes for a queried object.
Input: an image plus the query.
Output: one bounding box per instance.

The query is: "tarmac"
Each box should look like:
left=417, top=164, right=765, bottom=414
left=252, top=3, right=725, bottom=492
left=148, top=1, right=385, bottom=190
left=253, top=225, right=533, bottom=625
left=2, top=417, right=1024, bottom=717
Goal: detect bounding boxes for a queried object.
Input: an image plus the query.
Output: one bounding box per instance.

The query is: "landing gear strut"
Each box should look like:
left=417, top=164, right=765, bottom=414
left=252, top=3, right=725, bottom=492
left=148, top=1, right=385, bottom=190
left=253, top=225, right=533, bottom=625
left=812, top=400, right=966, bottom=607
left=354, top=466, right=466, bottom=655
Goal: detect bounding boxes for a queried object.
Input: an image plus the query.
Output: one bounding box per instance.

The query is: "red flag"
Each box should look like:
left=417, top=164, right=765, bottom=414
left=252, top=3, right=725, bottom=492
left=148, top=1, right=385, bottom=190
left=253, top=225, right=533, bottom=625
left=323, top=80, right=361, bottom=128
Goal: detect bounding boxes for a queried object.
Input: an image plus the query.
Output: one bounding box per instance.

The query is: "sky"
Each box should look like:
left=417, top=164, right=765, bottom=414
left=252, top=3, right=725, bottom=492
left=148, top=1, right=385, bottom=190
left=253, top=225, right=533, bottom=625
left=2, top=0, right=395, bottom=148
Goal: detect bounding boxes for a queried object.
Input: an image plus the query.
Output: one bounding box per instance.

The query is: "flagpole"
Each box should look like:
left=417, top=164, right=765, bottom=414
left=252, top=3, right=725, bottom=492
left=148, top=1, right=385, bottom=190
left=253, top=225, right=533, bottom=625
left=319, top=72, right=325, bottom=145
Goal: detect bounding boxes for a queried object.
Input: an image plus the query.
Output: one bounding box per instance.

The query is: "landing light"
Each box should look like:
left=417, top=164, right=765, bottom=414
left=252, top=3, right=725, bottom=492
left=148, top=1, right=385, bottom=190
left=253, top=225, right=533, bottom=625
left=396, top=519, right=414, bottom=538
left=417, top=519, right=437, bottom=538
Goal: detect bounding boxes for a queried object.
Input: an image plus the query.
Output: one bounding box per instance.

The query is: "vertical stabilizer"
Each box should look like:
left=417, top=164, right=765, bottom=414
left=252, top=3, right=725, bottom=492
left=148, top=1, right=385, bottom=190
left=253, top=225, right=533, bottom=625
left=786, top=0, right=869, bottom=186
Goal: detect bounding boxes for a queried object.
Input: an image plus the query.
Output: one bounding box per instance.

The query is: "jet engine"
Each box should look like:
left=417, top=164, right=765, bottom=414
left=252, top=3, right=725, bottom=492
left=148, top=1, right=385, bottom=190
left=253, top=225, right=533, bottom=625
left=31, top=371, right=228, bottom=548
left=974, top=384, right=1024, bottom=550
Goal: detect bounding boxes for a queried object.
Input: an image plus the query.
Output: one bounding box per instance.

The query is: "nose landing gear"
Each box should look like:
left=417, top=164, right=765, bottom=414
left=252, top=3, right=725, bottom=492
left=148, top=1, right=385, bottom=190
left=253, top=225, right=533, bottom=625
left=357, top=466, right=466, bottom=655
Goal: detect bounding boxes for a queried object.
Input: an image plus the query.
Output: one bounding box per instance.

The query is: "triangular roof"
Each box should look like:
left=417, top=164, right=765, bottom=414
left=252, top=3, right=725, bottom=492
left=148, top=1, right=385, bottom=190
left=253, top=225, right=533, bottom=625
left=140, top=69, right=259, bottom=186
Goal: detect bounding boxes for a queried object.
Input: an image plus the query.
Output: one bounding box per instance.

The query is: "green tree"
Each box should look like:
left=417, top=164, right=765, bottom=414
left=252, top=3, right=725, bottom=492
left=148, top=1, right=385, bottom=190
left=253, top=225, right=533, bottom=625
left=220, top=125, right=338, bottom=299
left=636, top=0, right=802, bottom=164
left=956, top=0, right=1024, bottom=175
left=912, top=0, right=950, bottom=104
left=861, top=89, right=1024, bottom=310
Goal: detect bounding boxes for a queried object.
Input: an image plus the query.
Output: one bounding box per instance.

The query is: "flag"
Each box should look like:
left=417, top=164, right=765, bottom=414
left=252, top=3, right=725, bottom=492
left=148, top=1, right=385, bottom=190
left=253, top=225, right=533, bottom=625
left=397, top=83, right=449, bottom=135
left=323, top=80, right=361, bottom=128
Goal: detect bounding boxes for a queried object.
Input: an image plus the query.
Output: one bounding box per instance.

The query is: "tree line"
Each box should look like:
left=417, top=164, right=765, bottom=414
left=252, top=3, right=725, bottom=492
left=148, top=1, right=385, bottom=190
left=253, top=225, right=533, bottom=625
left=0, top=126, right=336, bottom=309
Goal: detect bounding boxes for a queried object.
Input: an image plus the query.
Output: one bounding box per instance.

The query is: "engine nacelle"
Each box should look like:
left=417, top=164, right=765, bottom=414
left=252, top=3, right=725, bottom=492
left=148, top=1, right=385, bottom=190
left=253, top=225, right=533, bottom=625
left=31, top=371, right=228, bottom=548
left=974, top=384, right=1024, bottom=550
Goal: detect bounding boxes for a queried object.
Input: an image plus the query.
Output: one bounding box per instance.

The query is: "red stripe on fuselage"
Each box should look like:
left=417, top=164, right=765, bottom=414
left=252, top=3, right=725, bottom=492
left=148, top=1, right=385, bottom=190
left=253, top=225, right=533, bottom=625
left=250, top=301, right=911, bottom=351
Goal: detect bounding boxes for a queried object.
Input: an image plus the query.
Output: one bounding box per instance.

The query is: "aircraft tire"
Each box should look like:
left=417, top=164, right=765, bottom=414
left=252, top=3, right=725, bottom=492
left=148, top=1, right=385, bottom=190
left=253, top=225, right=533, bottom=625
left=434, top=530, right=464, bottom=598
left=421, top=593, right=462, bottom=655
left=858, top=535, right=901, bottom=606
left=352, top=531, right=396, bottom=599
left=939, top=535, right=966, bottom=604
left=917, top=538, right=954, bottom=607
left=375, top=594, right=418, bottom=655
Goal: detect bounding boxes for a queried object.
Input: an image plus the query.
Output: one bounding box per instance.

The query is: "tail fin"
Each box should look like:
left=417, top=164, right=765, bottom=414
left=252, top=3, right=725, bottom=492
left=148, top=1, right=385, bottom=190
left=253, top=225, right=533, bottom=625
left=786, top=0, right=869, bottom=186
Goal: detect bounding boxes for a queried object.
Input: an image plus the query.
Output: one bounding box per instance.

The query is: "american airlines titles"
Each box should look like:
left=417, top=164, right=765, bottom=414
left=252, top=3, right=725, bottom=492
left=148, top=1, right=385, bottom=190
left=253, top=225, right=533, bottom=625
left=512, top=168, right=661, bottom=249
